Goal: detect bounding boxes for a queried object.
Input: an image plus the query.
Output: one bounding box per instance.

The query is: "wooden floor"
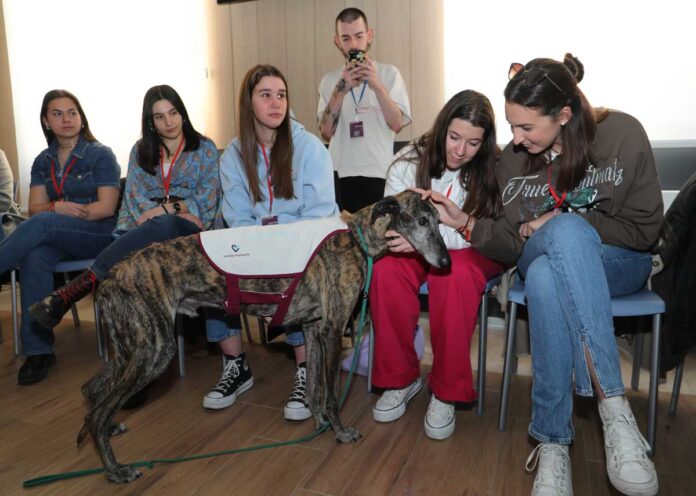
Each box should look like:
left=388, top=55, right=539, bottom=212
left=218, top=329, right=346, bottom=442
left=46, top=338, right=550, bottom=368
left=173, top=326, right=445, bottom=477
left=1, top=308, right=696, bottom=495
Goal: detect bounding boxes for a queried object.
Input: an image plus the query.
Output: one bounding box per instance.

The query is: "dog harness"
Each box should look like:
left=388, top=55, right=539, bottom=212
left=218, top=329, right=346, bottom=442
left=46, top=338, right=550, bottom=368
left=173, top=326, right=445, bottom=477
left=199, top=217, right=350, bottom=327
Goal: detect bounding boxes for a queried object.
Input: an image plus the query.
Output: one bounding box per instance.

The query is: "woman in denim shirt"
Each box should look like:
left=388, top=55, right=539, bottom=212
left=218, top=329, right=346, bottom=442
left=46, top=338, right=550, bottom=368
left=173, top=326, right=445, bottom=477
left=31, top=86, right=223, bottom=395
left=0, top=89, right=121, bottom=385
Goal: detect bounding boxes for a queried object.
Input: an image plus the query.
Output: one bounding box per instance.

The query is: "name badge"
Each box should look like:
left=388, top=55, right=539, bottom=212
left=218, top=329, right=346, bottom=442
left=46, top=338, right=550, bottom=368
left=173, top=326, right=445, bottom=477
left=261, top=215, right=279, bottom=226
left=349, top=121, right=364, bottom=138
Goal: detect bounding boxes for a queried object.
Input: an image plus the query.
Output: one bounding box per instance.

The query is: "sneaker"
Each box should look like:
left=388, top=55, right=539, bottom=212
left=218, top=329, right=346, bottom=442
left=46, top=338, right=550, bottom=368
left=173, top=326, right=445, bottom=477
left=598, top=397, right=659, bottom=496
left=203, top=354, right=254, bottom=410
left=424, top=394, right=455, bottom=440
left=284, top=364, right=312, bottom=420
left=525, top=444, right=573, bottom=496
left=372, top=376, right=423, bottom=423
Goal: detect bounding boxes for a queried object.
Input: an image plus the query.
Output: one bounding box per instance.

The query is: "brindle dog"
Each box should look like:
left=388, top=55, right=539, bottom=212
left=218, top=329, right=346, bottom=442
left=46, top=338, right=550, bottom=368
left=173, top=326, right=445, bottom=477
left=78, top=191, right=451, bottom=483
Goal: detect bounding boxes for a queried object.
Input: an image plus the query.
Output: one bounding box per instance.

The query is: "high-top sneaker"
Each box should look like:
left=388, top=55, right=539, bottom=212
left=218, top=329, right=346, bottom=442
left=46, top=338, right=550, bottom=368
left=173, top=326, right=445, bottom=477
left=284, top=363, right=311, bottom=420
left=525, top=443, right=573, bottom=496
left=203, top=353, right=254, bottom=410
left=29, top=270, right=98, bottom=328
left=424, top=394, right=455, bottom=440
left=598, top=396, right=658, bottom=496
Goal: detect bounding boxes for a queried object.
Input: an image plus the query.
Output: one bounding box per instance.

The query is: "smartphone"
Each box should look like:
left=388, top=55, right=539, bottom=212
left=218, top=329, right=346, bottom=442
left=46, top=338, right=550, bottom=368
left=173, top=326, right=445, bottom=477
left=348, top=49, right=366, bottom=64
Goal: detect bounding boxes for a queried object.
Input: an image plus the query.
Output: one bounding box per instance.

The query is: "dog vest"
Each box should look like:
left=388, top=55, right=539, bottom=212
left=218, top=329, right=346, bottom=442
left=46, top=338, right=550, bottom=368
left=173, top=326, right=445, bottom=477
left=199, top=217, right=350, bottom=327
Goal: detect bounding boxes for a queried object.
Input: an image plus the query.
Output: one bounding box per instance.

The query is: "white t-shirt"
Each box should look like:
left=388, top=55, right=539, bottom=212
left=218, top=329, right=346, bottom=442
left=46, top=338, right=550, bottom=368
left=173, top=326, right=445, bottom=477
left=385, top=144, right=470, bottom=250
left=317, top=62, right=411, bottom=180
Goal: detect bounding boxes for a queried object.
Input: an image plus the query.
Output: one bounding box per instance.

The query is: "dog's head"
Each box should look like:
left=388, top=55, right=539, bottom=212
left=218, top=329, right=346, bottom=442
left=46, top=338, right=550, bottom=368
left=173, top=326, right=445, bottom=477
left=364, top=191, right=451, bottom=269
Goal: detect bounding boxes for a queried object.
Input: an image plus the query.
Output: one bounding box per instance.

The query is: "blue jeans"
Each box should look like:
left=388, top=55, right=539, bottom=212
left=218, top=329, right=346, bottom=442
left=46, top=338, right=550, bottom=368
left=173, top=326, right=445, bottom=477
left=517, top=214, right=652, bottom=444
left=0, top=212, right=116, bottom=356
left=205, top=312, right=305, bottom=346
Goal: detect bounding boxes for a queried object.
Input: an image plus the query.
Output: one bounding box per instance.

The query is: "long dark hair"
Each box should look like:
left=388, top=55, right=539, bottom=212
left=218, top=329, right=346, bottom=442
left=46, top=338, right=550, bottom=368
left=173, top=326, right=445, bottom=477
left=396, top=90, right=501, bottom=218
left=505, top=53, right=597, bottom=193
left=40, top=89, right=96, bottom=146
left=237, top=64, right=294, bottom=203
left=136, top=85, right=203, bottom=175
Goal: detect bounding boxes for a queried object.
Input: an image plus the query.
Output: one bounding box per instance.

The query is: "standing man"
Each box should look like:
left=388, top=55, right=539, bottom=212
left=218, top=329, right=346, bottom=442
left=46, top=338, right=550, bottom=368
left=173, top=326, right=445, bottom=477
left=318, top=7, right=411, bottom=213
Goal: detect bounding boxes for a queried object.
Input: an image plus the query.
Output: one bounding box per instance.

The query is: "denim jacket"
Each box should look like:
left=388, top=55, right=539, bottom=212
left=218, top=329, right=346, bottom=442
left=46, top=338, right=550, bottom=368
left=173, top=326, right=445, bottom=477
left=29, top=135, right=121, bottom=205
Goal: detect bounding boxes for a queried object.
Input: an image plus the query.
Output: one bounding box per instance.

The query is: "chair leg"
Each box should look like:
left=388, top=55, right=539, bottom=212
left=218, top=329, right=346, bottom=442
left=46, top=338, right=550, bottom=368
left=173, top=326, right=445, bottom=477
left=93, top=299, right=105, bottom=360
left=175, top=313, right=186, bottom=377
left=477, top=294, right=489, bottom=416
left=258, top=317, right=268, bottom=345
left=631, top=332, right=644, bottom=391
left=498, top=301, right=518, bottom=432
left=367, top=323, right=375, bottom=393
left=669, top=358, right=684, bottom=415
left=11, top=269, right=20, bottom=357
left=241, top=311, right=253, bottom=344
left=647, top=314, right=661, bottom=457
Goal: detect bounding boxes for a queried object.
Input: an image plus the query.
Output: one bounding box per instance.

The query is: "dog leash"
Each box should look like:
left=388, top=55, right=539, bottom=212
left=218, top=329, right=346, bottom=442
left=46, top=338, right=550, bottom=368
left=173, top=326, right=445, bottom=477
left=22, top=227, right=374, bottom=489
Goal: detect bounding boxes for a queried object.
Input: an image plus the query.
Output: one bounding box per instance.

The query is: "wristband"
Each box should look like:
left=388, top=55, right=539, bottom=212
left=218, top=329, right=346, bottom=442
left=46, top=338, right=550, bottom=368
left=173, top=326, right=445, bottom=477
left=161, top=204, right=170, bottom=214
left=172, top=201, right=181, bottom=214
left=456, top=215, right=473, bottom=242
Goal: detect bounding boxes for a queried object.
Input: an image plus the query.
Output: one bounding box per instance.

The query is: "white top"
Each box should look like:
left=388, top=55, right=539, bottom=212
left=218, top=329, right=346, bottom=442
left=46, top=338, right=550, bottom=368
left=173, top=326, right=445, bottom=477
left=317, top=62, right=411, bottom=179
left=385, top=144, right=470, bottom=249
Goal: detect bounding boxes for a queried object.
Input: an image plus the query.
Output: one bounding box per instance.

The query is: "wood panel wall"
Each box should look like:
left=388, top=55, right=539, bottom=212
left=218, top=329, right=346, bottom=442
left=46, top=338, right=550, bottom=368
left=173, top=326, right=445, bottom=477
left=203, top=0, right=444, bottom=148
left=0, top=0, right=18, bottom=181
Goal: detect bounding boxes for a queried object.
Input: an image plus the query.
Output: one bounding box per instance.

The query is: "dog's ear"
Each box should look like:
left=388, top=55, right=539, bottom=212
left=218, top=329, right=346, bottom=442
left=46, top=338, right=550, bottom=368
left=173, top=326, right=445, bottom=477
left=370, top=196, right=400, bottom=224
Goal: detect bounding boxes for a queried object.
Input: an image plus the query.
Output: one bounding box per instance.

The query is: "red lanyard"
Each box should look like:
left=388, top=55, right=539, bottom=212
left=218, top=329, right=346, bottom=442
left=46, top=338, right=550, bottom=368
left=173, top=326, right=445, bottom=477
left=50, top=157, right=78, bottom=200
left=260, top=143, right=273, bottom=213
left=445, top=183, right=453, bottom=199
left=547, top=165, right=567, bottom=208
left=159, top=138, right=185, bottom=200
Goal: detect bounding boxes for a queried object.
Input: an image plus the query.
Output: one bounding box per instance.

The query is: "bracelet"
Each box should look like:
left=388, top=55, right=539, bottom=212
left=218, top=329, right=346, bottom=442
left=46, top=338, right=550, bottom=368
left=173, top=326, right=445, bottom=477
left=161, top=204, right=170, bottom=214
left=456, top=215, right=473, bottom=242
left=48, top=201, right=55, bottom=212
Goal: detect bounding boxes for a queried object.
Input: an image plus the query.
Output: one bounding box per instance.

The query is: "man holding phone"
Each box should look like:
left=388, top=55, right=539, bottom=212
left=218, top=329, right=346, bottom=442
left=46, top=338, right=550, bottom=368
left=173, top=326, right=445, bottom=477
left=318, top=7, right=411, bottom=213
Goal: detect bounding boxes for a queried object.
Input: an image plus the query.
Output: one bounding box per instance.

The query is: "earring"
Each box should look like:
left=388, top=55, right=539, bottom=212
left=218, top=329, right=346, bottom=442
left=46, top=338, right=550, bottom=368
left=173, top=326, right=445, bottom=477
left=46, top=125, right=51, bottom=130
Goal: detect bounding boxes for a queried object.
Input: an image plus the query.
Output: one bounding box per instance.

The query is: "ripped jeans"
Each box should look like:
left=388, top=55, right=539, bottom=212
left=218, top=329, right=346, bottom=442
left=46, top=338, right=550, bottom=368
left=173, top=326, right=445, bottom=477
left=517, top=214, right=652, bottom=444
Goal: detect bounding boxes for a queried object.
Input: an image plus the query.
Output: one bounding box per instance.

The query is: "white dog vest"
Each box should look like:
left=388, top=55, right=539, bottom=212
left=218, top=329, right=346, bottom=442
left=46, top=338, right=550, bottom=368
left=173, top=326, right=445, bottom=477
left=199, top=217, right=349, bottom=327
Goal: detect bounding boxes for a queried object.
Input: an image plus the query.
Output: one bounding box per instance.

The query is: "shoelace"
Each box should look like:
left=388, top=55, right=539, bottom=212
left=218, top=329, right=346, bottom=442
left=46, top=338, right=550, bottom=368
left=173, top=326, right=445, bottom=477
left=526, top=444, right=570, bottom=493
left=213, top=358, right=242, bottom=392
left=288, top=367, right=306, bottom=402
left=604, top=412, right=651, bottom=465
left=58, top=272, right=97, bottom=303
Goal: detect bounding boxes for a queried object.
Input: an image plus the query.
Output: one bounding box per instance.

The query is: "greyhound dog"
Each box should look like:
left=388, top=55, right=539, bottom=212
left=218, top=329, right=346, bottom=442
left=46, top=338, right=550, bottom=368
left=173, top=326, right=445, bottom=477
left=78, top=191, right=451, bottom=483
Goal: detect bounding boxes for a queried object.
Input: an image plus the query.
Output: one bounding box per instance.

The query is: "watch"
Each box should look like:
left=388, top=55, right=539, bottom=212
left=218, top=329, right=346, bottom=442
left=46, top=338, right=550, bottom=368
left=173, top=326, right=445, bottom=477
left=172, top=202, right=181, bottom=214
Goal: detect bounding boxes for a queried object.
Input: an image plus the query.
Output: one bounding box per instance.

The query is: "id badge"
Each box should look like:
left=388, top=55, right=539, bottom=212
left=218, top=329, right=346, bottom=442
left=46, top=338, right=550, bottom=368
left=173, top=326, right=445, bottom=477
left=349, top=120, right=364, bottom=138
left=261, top=215, right=279, bottom=226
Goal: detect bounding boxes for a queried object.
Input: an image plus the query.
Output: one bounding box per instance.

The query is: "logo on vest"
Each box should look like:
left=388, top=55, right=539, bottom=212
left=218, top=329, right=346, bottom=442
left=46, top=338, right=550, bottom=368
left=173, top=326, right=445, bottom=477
left=231, top=244, right=240, bottom=253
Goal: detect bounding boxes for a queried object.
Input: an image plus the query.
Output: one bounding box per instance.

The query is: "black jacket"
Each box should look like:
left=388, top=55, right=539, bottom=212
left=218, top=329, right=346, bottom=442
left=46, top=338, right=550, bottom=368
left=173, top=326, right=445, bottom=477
left=653, top=170, right=696, bottom=372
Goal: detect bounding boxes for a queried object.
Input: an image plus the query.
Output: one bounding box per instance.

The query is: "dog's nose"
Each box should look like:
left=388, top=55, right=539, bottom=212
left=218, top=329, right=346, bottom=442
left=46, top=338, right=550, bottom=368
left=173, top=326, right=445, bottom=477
left=439, top=254, right=451, bottom=268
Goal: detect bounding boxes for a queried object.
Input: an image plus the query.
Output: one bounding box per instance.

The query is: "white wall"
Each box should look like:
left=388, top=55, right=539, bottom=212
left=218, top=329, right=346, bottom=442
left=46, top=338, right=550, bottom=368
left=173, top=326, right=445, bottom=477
left=3, top=0, right=207, bottom=207
left=444, top=0, right=696, bottom=145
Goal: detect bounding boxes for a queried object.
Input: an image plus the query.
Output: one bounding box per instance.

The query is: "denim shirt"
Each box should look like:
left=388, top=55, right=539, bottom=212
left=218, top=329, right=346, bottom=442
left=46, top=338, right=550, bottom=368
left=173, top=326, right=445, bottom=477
left=29, top=135, right=121, bottom=205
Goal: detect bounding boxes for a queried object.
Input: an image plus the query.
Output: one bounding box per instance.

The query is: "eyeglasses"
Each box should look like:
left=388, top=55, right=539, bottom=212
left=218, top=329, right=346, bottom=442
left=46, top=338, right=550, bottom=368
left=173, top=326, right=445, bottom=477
left=508, top=62, right=566, bottom=98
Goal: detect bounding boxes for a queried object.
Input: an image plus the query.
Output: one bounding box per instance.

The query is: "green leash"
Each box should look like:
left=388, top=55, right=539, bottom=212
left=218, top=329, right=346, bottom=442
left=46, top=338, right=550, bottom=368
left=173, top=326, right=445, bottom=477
left=23, top=226, right=374, bottom=489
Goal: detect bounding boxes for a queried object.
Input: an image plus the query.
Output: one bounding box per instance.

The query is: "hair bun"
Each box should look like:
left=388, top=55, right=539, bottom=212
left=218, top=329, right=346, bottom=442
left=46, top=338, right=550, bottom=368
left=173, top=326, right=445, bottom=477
left=563, top=53, right=584, bottom=83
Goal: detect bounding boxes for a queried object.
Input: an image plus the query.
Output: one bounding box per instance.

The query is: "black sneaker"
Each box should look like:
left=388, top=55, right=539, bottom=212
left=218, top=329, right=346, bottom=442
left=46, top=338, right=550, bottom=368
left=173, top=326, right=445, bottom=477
left=284, top=363, right=311, bottom=420
left=203, top=353, right=254, bottom=410
left=17, top=353, right=56, bottom=385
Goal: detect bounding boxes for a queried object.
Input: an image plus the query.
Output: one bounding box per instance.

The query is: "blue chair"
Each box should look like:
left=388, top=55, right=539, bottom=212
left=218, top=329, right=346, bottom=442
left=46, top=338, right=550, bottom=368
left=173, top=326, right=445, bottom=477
left=498, top=278, right=665, bottom=456
left=10, top=259, right=106, bottom=359
left=368, top=274, right=502, bottom=416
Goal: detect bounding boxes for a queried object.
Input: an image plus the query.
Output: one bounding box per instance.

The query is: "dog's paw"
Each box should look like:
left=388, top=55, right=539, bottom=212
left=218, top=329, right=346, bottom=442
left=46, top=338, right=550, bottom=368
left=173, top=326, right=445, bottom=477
left=109, top=423, right=128, bottom=437
left=335, top=427, right=362, bottom=443
left=106, top=464, right=142, bottom=484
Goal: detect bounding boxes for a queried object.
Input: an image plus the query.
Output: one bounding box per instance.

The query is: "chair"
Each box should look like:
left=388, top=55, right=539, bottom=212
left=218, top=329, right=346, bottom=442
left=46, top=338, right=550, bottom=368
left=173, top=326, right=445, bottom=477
left=668, top=350, right=694, bottom=415
left=498, top=279, right=665, bottom=456
left=10, top=258, right=107, bottom=359
left=367, top=274, right=502, bottom=416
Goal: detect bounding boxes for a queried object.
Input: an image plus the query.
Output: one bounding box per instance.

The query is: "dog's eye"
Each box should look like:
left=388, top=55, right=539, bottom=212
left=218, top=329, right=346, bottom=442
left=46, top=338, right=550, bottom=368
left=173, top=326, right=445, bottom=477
left=418, top=217, right=428, bottom=226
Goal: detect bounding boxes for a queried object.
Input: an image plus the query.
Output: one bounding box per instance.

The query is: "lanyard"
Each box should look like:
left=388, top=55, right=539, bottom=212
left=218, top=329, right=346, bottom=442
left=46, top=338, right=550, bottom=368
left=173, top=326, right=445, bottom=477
left=547, top=165, right=567, bottom=208
left=445, top=183, right=453, bottom=199
left=50, top=157, right=78, bottom=200
left=159, top=138, right=185, bottom=200
left=260, top=143, right=273, bottom=213
left=350, top=82, right=367, bottom=116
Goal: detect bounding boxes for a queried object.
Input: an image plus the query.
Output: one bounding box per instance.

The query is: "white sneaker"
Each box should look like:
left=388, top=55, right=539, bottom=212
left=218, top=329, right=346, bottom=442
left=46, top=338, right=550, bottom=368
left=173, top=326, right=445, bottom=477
left=373, top=376, right=423, bottom=423
left=525, top=444, right=573, bottom=496
left=598, top=397, right=659, bottom=496
left=284, top=364, right=312, bottom=421
left=424, top=395, right=455, bottom=440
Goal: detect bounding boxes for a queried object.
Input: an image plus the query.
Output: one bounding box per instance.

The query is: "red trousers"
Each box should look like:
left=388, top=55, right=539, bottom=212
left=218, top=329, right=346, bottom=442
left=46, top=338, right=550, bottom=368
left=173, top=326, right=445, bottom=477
left=369, top=249, right=502, bottom=402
